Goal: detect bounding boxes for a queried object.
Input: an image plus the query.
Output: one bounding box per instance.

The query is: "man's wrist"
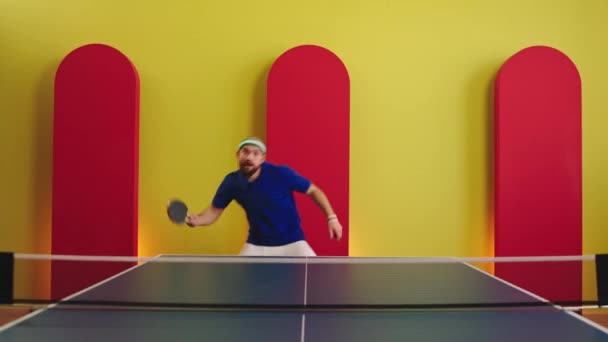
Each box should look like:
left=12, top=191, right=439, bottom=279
left=327, top=214, right=338, bottom=222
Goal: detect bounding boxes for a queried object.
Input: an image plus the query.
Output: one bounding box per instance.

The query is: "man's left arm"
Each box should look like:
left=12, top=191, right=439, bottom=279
left=306, top=184, right=343, bottom=241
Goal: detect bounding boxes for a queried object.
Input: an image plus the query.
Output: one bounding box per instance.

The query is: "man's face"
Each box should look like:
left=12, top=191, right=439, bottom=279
left=237, top=145, right=265, bottom=176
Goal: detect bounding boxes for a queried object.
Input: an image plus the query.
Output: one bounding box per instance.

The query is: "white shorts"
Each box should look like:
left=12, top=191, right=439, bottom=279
left=239, top=240, right=316, bottom=257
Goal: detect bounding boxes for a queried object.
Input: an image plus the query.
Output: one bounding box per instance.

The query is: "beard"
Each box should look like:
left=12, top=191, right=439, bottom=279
left=239, top=162, right=260, bottom=177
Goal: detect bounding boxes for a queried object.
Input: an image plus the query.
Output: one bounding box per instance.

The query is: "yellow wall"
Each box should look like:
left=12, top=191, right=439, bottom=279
left=1, top=1, right=607, bottom=278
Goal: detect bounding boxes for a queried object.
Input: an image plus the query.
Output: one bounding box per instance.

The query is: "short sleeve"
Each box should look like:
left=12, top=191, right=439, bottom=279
left=212, top=175, right=235, bottom=209
left=278, top=166, right=311, bottom=193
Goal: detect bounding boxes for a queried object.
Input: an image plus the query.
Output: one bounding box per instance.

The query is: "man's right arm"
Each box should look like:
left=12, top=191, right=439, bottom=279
left=186, top=205, right=224, bottom=227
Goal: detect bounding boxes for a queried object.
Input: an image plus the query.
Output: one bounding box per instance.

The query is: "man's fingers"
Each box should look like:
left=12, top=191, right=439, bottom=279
left=329, top=226, right=342, bottom=241
left=185, top=215, right=196, bottom=227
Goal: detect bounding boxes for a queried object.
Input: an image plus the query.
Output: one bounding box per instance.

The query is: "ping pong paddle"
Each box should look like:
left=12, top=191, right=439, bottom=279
left=167, top=199, right=188, bottom=225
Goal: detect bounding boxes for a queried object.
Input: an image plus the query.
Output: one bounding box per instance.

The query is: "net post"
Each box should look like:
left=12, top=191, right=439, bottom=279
left=596, top=254, right=608, bottom=306
left=0, top=252, right=14, bottom=304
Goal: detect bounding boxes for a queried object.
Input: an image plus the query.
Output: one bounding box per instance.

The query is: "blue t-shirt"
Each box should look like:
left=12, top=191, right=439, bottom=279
left=212, top=162, right=311, bottom=246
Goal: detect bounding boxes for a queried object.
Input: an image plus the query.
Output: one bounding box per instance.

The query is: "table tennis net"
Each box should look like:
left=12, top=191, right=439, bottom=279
left=2, top=253, right=607, bottom=311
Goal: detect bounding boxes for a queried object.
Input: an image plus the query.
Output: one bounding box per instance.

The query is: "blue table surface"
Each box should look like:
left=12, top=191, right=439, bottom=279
left=1, top=257, right=606, bottom=342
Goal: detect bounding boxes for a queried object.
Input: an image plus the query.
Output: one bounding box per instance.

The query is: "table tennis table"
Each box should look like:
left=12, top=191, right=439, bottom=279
left=1, top=255, right=607, bottom=341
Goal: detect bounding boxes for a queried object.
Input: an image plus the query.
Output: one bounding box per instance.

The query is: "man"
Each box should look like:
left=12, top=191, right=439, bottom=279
left=186, top=137, right=342, bottom=256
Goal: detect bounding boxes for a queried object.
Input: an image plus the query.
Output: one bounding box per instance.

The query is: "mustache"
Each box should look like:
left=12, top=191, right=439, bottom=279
left=240, top=163, right=259, bottom=176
